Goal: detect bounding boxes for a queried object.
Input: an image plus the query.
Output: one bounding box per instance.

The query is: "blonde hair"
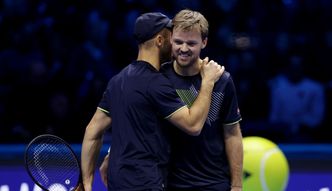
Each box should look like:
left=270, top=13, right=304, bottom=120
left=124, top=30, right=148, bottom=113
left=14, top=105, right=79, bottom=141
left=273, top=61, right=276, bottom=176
left=172, top=9, right=209, bottom=40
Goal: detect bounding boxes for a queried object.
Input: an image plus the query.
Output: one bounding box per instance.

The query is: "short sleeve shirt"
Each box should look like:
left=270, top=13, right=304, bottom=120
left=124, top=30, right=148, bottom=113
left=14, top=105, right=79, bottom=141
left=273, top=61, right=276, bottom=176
left=161, top=61, right=242, bottom=188
left=98, top=61, right=185, bottom=190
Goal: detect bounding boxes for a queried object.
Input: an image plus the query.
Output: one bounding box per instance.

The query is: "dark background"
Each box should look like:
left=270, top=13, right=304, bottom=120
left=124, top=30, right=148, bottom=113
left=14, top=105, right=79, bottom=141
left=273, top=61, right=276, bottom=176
left=0, top=0, right=331, bottom=144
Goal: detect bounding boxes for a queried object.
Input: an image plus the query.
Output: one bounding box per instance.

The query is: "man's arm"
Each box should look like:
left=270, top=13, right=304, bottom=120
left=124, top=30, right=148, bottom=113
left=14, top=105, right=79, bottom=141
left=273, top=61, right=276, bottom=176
left=168, top=58, right=224, bottom=136
left=224, top=122, right=243, bottom=191
left=81, top=109, right=111, bottom=191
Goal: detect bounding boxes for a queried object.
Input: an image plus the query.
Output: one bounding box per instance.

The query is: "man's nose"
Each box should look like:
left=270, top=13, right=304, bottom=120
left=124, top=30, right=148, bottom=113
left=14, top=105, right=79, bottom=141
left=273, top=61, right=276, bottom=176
left=180, top=43, right=189, bottom=52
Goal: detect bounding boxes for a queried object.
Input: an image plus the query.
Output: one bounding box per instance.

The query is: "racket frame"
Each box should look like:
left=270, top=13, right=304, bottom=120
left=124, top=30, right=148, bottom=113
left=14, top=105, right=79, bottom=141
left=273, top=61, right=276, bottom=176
left=24, top=134, right=81, bottom=191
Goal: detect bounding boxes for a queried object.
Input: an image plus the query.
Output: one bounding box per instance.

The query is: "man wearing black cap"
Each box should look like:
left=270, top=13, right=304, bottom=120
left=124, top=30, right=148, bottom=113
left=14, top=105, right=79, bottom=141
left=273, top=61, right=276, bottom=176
left=80, top=12, right=224, bottom=191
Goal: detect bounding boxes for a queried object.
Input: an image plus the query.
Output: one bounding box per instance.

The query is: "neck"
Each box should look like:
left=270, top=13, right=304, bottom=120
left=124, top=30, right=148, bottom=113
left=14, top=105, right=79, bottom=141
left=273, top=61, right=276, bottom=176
left=137, top=46, right=160, bottom=70
left=173, top=58, right=202, bottom=76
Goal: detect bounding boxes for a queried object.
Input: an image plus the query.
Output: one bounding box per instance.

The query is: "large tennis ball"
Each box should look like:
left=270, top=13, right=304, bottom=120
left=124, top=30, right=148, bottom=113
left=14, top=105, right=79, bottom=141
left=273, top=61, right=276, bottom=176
left=243, top=136, right=289, bottom=191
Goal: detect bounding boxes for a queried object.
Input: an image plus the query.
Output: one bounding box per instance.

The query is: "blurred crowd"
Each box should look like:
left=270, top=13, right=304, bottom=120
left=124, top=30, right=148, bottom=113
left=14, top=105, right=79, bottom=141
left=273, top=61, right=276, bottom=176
left=0, top=0, right=331, bottom=143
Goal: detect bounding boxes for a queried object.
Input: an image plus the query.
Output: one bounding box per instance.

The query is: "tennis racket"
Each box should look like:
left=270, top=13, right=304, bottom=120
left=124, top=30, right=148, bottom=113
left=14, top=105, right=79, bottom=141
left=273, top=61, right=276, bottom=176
left=24, top=134, right=81, bottom=191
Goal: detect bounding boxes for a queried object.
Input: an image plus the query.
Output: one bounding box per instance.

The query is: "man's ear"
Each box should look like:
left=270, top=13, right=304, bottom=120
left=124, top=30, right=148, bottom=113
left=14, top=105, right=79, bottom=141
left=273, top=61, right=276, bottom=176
left=156, top=34, right=163, bottom=46
left=201, top=37, right=208, bottom=49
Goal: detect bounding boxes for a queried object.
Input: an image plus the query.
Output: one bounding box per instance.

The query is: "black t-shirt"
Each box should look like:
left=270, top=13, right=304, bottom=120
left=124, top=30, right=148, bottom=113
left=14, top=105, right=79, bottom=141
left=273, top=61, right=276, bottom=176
left=99, top=60, right=186, bottom=190
left=161, top=61, right=242, bottom=189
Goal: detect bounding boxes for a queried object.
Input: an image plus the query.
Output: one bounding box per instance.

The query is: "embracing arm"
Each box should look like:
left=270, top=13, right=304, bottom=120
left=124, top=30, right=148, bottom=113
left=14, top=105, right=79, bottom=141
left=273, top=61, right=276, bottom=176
left=168, top=58, right=224, bottom=136
left=81, top=109, right=111, bottom=191
left=224, top=122, right=243, bottom=191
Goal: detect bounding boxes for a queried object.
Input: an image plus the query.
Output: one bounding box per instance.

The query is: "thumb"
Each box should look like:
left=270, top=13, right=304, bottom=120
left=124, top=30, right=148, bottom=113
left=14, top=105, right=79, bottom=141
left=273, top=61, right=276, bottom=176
left=201, top=57, right=209, bottom=65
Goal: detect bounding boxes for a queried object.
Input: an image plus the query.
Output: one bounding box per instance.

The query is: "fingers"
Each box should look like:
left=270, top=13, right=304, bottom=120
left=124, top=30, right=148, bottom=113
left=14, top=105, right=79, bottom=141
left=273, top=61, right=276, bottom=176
left=99, top=165, right=108, bottom=187
left=209, top=61, right=224, bottom=82
left=99, top=154, right=109, bottom=188
left=75, top=183, right=84, bottom=191
left=220, top=65, right=225, bottom=74
left=200, top=57, right=225, bottom=83
left=215, top=65, right=225, bottom=82
left=208, top=59, right=217, bottom=66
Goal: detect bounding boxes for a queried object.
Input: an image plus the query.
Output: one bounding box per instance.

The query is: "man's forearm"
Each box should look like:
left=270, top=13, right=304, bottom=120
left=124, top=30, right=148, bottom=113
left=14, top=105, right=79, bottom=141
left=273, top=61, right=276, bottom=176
left=225, top=124, right=243, bottom=188
left=167, top=78, right=215, bottom=136
left=167, top=59, right=223, bottom=136
left=187, top=60, right=223, bottom=134
left=188, top=80, right=214, bottom=133
left=81, top=109, right=111, bottom=190
left=81, top=132, right=103, bottom=190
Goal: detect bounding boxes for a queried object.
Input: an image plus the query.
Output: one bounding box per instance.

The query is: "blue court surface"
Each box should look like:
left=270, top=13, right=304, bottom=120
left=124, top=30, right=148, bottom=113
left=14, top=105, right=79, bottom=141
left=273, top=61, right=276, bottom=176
left=0, top=144, right=331, bottom=191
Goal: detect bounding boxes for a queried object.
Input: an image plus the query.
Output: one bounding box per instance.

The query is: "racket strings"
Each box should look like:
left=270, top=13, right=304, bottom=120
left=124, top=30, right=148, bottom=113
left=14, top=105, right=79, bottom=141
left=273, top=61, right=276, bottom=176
left=26, top=136, right=80, bottom=190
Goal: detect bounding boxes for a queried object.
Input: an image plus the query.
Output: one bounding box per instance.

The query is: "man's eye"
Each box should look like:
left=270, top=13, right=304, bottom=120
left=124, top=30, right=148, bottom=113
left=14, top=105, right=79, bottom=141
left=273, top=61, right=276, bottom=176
left=187, top=42, right=197, bottom=46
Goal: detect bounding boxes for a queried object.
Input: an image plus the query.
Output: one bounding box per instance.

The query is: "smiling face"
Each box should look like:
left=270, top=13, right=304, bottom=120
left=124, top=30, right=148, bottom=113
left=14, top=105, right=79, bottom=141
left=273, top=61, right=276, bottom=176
left=170, top=9, right=209, bottom=72
left=171, top=28, right=207, bottom=69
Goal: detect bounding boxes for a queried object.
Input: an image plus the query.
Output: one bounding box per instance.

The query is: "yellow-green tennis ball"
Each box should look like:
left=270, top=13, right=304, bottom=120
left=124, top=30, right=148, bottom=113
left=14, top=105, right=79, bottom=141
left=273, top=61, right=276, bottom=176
left=243, top=136, right=289, bottom=191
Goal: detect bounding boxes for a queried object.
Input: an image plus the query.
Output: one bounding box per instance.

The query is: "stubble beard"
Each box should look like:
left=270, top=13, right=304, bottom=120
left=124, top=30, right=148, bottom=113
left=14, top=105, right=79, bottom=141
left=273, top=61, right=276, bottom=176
left=175, top=54, right=198, bottom=69
left=160, top=44, right=172, bottom=64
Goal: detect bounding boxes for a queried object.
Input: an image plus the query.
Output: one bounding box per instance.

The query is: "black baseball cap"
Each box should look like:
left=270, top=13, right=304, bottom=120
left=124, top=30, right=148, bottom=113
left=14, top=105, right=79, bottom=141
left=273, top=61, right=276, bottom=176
left=134, top=12, right=172, bottom=44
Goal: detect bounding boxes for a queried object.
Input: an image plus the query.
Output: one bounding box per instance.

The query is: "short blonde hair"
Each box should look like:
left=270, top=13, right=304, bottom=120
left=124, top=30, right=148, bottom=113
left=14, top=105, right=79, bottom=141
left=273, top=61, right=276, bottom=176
left=172, top=9, right=209, bottom=40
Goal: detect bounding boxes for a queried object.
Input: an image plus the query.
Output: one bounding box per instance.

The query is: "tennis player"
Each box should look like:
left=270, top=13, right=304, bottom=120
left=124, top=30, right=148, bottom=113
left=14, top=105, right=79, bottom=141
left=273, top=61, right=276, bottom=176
left=80, top=12, right=224, bottom=191
left=99, top=9, right=243, bottom=191
left=163, top=9, right=243, bottom=191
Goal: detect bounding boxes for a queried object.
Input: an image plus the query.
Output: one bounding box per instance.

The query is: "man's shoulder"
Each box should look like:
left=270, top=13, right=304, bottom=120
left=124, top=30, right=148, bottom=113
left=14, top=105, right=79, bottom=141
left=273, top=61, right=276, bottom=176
left=218, top=70, right=231, bottom=83
left=212, top=70, right=233, bottom=93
